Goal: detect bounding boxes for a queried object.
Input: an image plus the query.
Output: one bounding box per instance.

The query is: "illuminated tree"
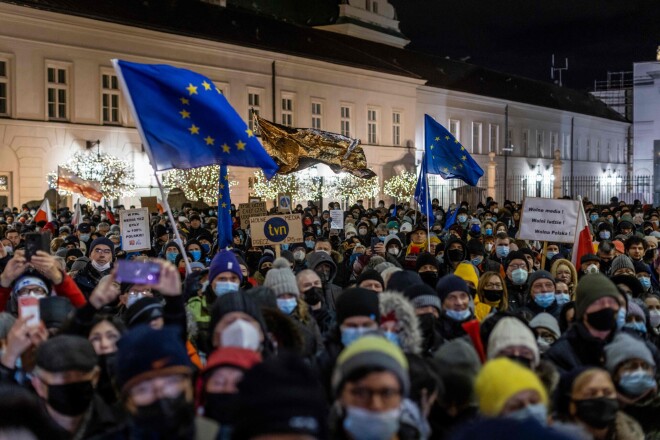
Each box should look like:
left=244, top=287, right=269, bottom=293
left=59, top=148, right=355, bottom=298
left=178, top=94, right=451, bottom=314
left=163, top=165, right=238, bottom=204
left=383, top=170, right=417, bottom=201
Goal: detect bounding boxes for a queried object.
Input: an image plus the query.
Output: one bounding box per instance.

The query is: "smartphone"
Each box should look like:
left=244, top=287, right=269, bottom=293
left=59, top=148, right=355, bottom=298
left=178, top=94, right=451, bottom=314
left=370, top=237, right=379, bottom=253
left=18, top=296, right=40, bottom=327
left=24, top=232, right=51, bottom=261
left=115, top=260, right=161, bottom=285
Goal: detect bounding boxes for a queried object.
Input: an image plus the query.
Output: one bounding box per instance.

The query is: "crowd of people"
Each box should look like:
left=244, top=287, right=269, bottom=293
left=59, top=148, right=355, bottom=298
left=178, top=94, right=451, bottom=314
left=0, top=195, right=660, bottom=439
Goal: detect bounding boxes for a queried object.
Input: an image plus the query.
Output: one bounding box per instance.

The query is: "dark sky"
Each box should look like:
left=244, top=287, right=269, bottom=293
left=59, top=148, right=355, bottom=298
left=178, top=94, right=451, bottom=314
left=391, top=0, right=660, bottom=90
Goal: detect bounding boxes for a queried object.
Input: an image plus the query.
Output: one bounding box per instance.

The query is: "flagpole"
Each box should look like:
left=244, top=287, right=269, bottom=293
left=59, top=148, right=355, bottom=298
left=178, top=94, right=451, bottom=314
left=424, top=163, right=431, bottom=253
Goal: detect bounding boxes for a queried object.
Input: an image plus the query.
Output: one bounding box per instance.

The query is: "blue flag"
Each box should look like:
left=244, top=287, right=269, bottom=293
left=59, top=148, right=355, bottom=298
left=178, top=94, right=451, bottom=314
left=217, top=165, right=233, bottom=250
left=113, top=60, right=278, bottom=179
left=424, top=114, right=484, bottom=186
left=414, top=160, right=435, bottom=225
left=443, top=207, right=459, bottom=230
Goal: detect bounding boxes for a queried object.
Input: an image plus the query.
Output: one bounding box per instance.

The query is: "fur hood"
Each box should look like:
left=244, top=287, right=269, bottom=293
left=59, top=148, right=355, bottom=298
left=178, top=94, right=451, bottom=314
left=379, top=291, right=422, bottom=355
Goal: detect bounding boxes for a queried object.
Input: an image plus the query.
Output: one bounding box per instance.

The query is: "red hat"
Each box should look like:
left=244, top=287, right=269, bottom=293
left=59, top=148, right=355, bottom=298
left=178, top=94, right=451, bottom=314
left=612, top=240, right=625, bottom=254
left=202, top=347, right=262, bottom=376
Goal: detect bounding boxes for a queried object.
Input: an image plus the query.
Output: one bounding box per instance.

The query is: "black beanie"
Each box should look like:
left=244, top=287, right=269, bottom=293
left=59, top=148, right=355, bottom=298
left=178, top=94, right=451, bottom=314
left=387, top=270, right=423, bottom=293
left=505, top=250, right=527, bottom=270
left=404, top=283, right=442, bottom=313
left=415, top=252, right=439, bottom=272
left=356, top=269, right=384, bottom=290
left=467, top=239, right=484, bottom=255
left=209, top=292, right=269, bottom=347
left=526, top=270, right=555, bottom=295
left=336, top=287, right=380, bottom=324
left=124, top=297, right=163, bottom=328
left=435, top=274, right=469, bottom=302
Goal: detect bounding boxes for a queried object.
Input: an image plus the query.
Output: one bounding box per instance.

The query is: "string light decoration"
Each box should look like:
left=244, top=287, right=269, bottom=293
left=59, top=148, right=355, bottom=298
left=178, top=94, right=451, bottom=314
left=251, top=170, right=301, bottom=201
left=329, top=174, right=380, bottom=206
left=383, top=170, right=417, bottom=200
left=163, top=165, right=238, bottom=205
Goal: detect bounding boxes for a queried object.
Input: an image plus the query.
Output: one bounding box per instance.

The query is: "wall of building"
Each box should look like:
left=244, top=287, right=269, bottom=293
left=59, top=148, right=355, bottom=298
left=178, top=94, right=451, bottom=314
left=633, top=61, right=660, bottom=176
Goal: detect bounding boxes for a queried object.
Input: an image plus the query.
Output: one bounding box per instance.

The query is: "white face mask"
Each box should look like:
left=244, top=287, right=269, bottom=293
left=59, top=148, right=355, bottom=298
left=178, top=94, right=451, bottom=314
left=91, top=260, right=111, bottom=272
left=221, top=318, right=261, bottom=351
left=388, top=247, right=400, bottom=256
left=293, top=250, right=306, bottom=261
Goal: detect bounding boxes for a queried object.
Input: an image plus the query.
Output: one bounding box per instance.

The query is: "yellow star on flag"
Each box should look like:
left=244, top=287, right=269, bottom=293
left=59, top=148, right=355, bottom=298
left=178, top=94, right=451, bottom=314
left=454, top=139, right=459, bottom=144
left=236, top=140, right=246, bottom=151
left=221, top=202, right=227, bottom=208
left=459, top=164, right=463, bottom=168
left=445, top=136, right=450, bottom=140
left=221, top=143, right=230, bottom=153
left=201, top=81, right=211, bottom=91
left=218, top=193, right=223, bottom=199
left=460, top=146, right=465, bottom=151
left=179, top=109, right=190, bottom=119
left=224, top=174, right=230, bottom=181
left=453, top=166, right=457, bottom=170
left=219, top=183, right=225, bottom=190
left=188, top=124, right=199, bottom=135
left=246, top=129, right=254, bottom=138
left=204, top=136, right=215, bottom=146
left=461, top=155, right=467, bottom=160
left=180, top=97, right=190, bottom=105
left=435, top=137, right=440, bottom=141
left=186, top=84, right=198, bottom=96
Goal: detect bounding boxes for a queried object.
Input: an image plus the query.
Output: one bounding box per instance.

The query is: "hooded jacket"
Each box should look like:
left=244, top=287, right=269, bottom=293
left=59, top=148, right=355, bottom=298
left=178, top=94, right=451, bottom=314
left=439, top=236, right=468, bottom=276
left=307, top=251, right=342, bottom=311
left=379, top=291, right=423, bottom=355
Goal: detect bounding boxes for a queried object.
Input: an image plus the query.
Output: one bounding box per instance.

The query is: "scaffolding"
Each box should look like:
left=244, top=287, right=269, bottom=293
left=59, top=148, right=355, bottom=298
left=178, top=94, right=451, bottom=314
left=592, top=71, right=633, bottom=120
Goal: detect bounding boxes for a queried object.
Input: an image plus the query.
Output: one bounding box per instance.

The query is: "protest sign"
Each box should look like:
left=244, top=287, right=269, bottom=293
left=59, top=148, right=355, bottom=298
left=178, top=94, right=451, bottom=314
left=278, top=193, right=292, bottom=213
left=518, top=197, right=579, bottom=244
left=239, top=201, right=267, bottom=228
left=330, top=210, right=344, bottom=229
left=140, top=196, right=158, bottom=215
left=250, top=214, right=303, bottom=246
left=119, top=208, right=151, bottom=251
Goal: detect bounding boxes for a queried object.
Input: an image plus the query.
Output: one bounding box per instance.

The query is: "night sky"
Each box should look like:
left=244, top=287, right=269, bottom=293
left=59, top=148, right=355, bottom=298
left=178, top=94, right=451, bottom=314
left=391, top=0, right=660, bottom=90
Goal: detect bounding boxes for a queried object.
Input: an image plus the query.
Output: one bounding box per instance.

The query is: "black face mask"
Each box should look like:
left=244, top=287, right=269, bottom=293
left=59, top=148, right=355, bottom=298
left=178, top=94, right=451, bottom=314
left=644, top=249, right=656, bottom=262
left=46, top=381, right=94, bottom=416
left=259, top=266, right=271, bottom=277
left=134, top=393, right=195, bottom=435
left=303, top=287, right=323, bottom=306
left=600, top=260, right=611, bottom=274
left=204, top=393, right=239, bottom=424
left=573, top=397, right=619, bottom=429
left=246, top=252, right=262, bottom=270
left=418, top=313, right=438, bottom=351
left=419, top=271, right=439, bottom=288
left=97, top=353, right=118, bottom=405
left=586, top=308, right=617, bottom=331
left=447, top=249, right=464, bottom=263
left=506, top=355, right=532, bottom=370
left=483, top=289, right=503, bottom=303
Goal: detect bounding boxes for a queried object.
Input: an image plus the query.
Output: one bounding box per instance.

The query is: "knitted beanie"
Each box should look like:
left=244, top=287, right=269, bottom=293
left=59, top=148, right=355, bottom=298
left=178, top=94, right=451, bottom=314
left=454, top=263, right=480, bottom=289
left=209, top=249, right=243, bottom=283
left=467, top=239, right=484, bottom=255
left=487, top=317, right=540, bottom=367
left=264, top=258, right=299, bottom=297
left=415, top=252, right=439, bottom=272
left=574, top=274, right=621, bottom=319
left=403, top=283, right=442, bottom=313
left=529, top=313, right=561, bottom=339
left=88, top=237, right=115, bottom=258
left=505, top=250, right=527, bottom=270
left=526, top=270, right=555, bottom=295
left=610, top=255, right=635, bottom=274
left=335, top=287, right=380, bottom=325
left=332, top=335, right=409, bottom=397
left=610, top=274, right=644, bottom=298
left=356, top=269, right=384, bottom=290
left=627, top=301, right=646, bottom=323
left=436, top=274, right=469, bottom=303
left=604, top=332, right=655, bottom=375
left=387, top=270, right=423, bottom=293
left=475, top=358, right=547, bottom=417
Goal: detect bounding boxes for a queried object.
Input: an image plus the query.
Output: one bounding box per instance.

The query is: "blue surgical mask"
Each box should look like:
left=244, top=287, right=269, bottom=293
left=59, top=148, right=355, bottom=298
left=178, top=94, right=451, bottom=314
left=378, top=236, right=386, bottom=242
left=534, top=292, right=555, bottom=309
left=555, top=293, right=571, bottom=306
left=305, top=240, right=315, bottom=249
left=491, top=216, right=497, bottom=222
left=507, top=403, right=548, bottom=426
left=446, top=308, right=471, bottom=321
left=639, top=276, right=652, bottom=290
left=496, top=245, right=510, bottom=258
left=277, top=297, right=297, bottom=315
left=436, top=255, right=444, bottom=264
left=166, top=251, right=178, bottom=263
left=471, top=256, right=483, bottom=266
left=343, top=406, right=401, bottom=440
left=599, top=231, right=611, bottom=240
left=511, top=268, right=528, bottom=285
left=485, top=229, right=493, bottom=236
left=214, top=281, right=239, bottom=297
left=79, top=234, right=90, bottom=242
left=341, top=327, right=372, bottom=347
left=281, top=244, right=290, bottom=251
left=201, top=243, right=211, bottom=253
left=458, top=215, right=468, bottom=223
left=617, top=308, right=627, bottom=329
left=190, top=250, right=202, bottom=261
left=591, top=214, right=599, bottom=222
left=618, top=370, right=657, bottom=396
left=624, top=321, right=647, bottom=334
left=383, top=331, right=400, bottom=346
left=546, top=251, right=558, bottom=260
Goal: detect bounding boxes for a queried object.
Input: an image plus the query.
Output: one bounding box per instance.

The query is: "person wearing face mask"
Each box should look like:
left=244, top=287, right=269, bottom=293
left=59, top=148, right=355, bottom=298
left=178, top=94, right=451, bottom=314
left=467, top=238, right=501, bottom=275
left=308, top=251, right=342, bottom=311
left=72, top=237, right=115, bottom=298
left=379, top=291, right=423, bottom=354
left=436, top=275, right=474, bottom=341
left=596, top=222, right=614, bottom=244
left=416, top=252, right=440, bottom=288
left=296, top=269, right=335, bottom=338
left=503, top=251, right=529, bottom=311
left=403, top=281, right=444, bottom=356
left=356, top=220, right=372, bottom=245
left=440, top=236, right=468, bottom=276
left=621, top=301, right=650, bottom=339
left=31, top=335, right=120, bottom=439
left=474, top=272, right=509, bottom=321
left=643, top=294, right=660, bottom=342
left=520, top=270, right=561, bottom=319
left=554, top=367, right=643, bottom=440
left=75, top=223, right=93, bottom=248
left=383, top=234, right=404, bottom=268
left=290, top=243, right=309, bottom=273
left=529, top=312, right=561, bottom=355
left=252, top=254, right=274, bottom=285
left=486, top=317, right=540, bottom=371
left=545, top=274, right=622, bottom=373
left=330, top=335, right=410, bottom=440
left=634, top=262, right=656, bottom=295
left=605, top=333, right=660, bottom=436
left=492, top=232, right=512, bottom=265
left=207, top=250, right=243, bottom=301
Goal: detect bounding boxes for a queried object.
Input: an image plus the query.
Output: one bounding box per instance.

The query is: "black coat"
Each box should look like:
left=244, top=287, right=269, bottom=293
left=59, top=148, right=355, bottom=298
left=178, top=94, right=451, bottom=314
left=505, top=278, right=527, bottom=312
left=544, top=322, right=616, bottom=373
left=73, top=261, right=111, bottom=299
left=519, top=297, right=562, bottom=320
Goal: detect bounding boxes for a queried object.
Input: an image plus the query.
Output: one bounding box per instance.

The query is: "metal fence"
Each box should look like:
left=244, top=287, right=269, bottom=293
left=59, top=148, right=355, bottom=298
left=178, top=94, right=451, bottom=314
left=562, top=175, right=652, bottom=205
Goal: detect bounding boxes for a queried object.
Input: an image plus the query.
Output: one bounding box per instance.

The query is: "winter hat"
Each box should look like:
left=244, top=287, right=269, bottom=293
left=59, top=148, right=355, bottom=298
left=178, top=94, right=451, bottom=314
left=332, top=335, right=409, bottom=397
left=189, top=261, right=206, bottom=271
left=257, top=254, right=275, bottom=270
left=627, top=301, right=646, bottom=323
left=381, top=267, right=403, bottom=287
left=116, top=325, right=191, bottom=393
left=610, top=274, right=644, bottom=298
left=11, top=273, right=51, bottom=296
left=475, top=358, right=548, bottom=417
left=487, top=317, right=540, bottom=367
left=209, top=292, right=269, bottom=346
left=209, top=249, right=243, bottom=283
left=505, top=250, right=528, bottom=270
left=529, top=313, right=561, bottom=339
left=610, top=255, right=635, bottom=274
left=403, top=283, right=442, bottom=313
left=335, top=287, right=380, bottom=325
left=454, top=262, right=480, bottom=289
left=467, top=239, right=485, bottom=255
left=344, top=224, right=357, bottom=236
left=374, top=261, right=395, bottom=274
left=356, top=269, right=384, bottom=290
left=436, top=274, right=470, bottom=303
left=36, top=334, right=98, bottom=373
left=234, top=353, right=328, bottom=440
left=153, top=223, right=167, bottom=238
left=580, top=254, right=600, bottom=265
left=70, top=257, right=89, bottom=272
left=88, top=237, right=115, bottom=258
left=526, top=270, right=555, bottom=293
left=612, top=240, right=625, bottom=254
left=384, top=234, right=403, bottom=249
left=39, top=297, right=74, bottom=330
left=202, top=347, right=262, bottom=377
left=280, top=250, right=295, bottom=266
left=387, top=270, right=423, bottom=293
left=123, top=297, right=164, bottom=328
left=366, top=256, right=386, bottom=271
left=65, top=248, right=84, bottom=260
left=644, top=236, right=659, bottom=247
left=434, top=337, right=482, bottom=377
left=574, top=274, right=621, bottom=319
left=245, top=286, right=278, bottom=309
left=415, top=252, right=439, bottom=272
left=604, top=332, right=655, bottom=374
left=264, top=258, right=299, bottom=297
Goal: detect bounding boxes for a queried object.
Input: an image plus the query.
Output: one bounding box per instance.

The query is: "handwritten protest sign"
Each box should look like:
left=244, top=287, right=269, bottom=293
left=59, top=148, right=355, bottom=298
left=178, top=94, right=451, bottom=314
left=518, top=198, right=579, bottom=244
left=239, top=202, right=267, bottom=228
left=119, top=208, right=151, bottom=251
left=330, top=210, right=344, bottom=229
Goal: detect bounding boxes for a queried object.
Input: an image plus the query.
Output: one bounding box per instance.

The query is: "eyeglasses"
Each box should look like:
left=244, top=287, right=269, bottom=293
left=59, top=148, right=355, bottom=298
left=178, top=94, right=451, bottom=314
left=17, top=287, right=47, bottom=297
left=484, top=282, right=503, bottom=289
left=508, top=264, right=526, bottom=270
left=93, top=248, right=112, bottom=255
left=348, top=386, right=401, bottom=405
left=129, top=375, right=187, bottom=406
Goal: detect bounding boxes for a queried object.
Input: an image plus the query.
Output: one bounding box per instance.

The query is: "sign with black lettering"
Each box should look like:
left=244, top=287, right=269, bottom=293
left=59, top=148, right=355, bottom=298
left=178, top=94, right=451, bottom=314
left=119, top=208, right=151, bottom=251
left=249, top=214, right=303, bottom=246
left=239, top=202, right=268, bottom=228
left=518, top=198, right=579, bottom=243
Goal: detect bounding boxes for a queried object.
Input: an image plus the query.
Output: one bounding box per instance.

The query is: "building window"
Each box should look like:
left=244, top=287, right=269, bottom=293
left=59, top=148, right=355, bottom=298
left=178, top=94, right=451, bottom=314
left=46, top=63, right=70, bottom=121
left=392, top=111, right=402, bottom=146
left=0, top=59, right=8, bottom=116
left=585, top=138, right=591, bottom=161
left=563, top=133, right=571, bottom=159
left=340, top=105, right=352, bottom=137
left=536, top=130, right=544, bottom=158
left=550, top=132, right=558, bottom=156
left=247, top=89, right=262, bottom=132
left=521, top=129, right=529, bottom=157
left=101, top=72, right=120, bottom=125
left=311, top=101, right=322, bottom=130
left=489, top=124, right=499, bottom=153
left=448, top=119, right=460, bottom=141
left=281, top=94, right=294, bottom=127
left=367, top=108, right=379, bottom=144
left=472, top=122, right=483, bottom=154
left=507, top=128, right=513, bottom=150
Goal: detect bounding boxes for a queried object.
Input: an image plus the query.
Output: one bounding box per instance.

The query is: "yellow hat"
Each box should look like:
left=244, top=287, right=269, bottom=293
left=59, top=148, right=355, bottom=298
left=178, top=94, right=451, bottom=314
left=454, top=262, right=479, bottom=289
left=475, top=358, right=548, bottom=416
left=429, top=236, right=441, bottom=245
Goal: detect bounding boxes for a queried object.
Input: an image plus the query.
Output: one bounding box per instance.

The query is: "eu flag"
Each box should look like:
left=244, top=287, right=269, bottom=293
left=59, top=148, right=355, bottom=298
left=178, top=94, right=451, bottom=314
left=113, top=60, right=279, bottom=179
left=424, top=115, right=484, bottom=186
left=443, top=207, right=459, bottom=230
left=414, top=160, right=435, bottom=225
left=217, top=165, right=233, bottom=250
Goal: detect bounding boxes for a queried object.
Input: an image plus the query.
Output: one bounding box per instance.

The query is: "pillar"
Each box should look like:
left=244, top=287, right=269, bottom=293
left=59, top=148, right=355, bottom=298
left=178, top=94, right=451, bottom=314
left=553, top=149, right=563, bottom=199
left=487, top=152, right=497, bottom=200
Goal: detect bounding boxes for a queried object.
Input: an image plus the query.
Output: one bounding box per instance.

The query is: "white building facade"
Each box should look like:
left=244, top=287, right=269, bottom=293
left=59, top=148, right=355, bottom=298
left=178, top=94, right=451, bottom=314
left=633, top=61, right=660, bottom=203
left=0, top=0, right=630, bottom=209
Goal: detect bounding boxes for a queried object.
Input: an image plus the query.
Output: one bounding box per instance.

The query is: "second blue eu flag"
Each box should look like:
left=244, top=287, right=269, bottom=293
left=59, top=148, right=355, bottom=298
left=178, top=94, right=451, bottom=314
left=414, top=160, right=435, bottom=225
left=424, top=114, right=484, bottom=186
left=217, top=165, right=233, bottom=250
left=113, top=60, right=279, bottom=179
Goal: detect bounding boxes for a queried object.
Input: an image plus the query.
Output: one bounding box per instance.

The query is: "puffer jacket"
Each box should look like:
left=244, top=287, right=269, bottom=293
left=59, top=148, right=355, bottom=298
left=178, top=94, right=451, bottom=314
left=379, top=291, right=423, bottom=355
